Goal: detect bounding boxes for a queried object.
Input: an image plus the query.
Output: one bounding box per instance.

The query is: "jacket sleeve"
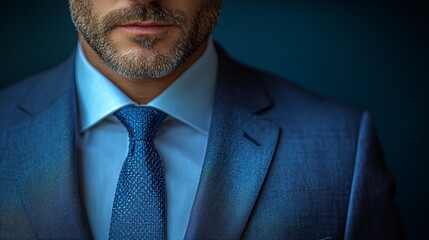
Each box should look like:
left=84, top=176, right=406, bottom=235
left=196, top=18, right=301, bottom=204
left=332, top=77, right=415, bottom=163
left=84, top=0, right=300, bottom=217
left=344, top=111, right=405, bottom=239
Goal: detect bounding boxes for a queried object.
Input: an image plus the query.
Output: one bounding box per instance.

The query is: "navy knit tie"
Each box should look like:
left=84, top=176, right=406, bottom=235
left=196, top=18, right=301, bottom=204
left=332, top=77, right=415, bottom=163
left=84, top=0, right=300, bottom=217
left=109, top=106, right=167, bottom=240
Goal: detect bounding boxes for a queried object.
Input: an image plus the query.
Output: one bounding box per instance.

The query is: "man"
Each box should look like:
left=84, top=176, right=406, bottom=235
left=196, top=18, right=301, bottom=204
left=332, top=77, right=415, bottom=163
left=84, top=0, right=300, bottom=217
left=0, top=0, right=404, bottom=239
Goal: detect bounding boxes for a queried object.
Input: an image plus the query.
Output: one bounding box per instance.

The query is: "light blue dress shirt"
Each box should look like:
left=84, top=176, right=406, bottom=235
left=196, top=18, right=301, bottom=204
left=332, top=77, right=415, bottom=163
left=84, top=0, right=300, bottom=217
left=76, top=40, right=218, bottom=240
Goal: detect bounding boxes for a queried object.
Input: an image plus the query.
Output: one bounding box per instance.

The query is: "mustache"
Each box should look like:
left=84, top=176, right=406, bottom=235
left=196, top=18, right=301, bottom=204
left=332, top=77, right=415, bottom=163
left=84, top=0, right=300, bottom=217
left=101, top=3, right=187, bottom=32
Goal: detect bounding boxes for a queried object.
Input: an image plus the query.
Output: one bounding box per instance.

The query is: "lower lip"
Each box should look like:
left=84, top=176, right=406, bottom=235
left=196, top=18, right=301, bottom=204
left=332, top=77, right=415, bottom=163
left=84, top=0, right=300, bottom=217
left=118, top=25, right=172, bottom=35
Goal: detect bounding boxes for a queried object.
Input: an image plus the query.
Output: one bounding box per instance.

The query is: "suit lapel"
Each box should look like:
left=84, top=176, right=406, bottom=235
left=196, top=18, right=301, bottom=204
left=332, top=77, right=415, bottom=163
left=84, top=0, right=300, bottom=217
left=185, top=47, right=280, bottom=239
left=7, top=53, right=91, bottom=239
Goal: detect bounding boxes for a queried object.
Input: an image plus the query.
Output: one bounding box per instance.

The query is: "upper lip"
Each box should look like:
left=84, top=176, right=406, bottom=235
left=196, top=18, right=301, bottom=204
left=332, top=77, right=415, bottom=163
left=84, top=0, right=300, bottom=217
left=118, top=21, right=172, bottom=27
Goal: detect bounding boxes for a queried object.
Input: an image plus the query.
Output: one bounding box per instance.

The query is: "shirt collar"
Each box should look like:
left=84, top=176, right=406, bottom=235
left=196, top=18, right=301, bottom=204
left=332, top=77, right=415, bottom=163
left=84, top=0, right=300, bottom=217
left=75, top=39, right=218, bottom=135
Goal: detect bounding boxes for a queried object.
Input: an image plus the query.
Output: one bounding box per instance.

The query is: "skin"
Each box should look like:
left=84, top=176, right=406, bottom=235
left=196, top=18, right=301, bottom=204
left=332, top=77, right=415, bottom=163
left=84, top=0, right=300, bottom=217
left=69, top=0, right=221, bottom=104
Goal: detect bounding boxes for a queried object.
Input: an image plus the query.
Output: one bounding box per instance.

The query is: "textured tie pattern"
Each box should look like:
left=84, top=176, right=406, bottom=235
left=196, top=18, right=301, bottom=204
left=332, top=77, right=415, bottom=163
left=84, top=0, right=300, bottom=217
left=109, top=106, right=167, bottom=240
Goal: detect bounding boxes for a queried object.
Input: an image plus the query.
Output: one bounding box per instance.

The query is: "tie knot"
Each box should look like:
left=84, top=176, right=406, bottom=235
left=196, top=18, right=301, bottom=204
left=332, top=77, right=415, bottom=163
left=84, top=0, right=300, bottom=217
left=114, top=106, right=166, bottom=141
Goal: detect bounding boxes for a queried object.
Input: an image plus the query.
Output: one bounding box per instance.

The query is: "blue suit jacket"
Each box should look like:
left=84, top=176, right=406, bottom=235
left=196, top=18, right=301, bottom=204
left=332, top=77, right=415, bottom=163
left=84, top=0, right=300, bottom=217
left=0, top=46, right=404, bottom=239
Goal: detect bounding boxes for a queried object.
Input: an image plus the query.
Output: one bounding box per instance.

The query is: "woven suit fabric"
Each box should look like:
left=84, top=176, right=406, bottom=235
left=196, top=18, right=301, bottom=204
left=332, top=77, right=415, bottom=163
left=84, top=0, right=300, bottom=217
left=109, top=106, right=167, bottom=239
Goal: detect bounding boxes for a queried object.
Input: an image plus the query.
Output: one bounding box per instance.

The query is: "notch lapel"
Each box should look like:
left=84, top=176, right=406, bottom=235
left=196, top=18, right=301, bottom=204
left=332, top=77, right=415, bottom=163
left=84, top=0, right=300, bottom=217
left=6, top=53, right=91, bottom=239
left=185, top=48, right=280, bottom=239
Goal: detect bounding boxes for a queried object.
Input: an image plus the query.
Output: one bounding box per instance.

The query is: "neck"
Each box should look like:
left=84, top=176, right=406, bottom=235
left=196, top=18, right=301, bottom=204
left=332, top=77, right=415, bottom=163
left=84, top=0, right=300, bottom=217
left=79, top=36, right=208, bottom=104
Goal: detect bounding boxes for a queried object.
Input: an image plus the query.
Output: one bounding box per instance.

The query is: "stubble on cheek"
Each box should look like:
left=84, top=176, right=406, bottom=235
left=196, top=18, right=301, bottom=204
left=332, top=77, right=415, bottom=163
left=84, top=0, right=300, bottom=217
left=69, top=0, right=221, bottom=79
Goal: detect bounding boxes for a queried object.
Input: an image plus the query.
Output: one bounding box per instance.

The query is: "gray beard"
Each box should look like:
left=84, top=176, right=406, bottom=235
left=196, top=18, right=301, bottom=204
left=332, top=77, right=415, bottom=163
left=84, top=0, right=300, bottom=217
left=92, top=34, right=192, bottom=79
left=69, top=0, right=220, bottom=79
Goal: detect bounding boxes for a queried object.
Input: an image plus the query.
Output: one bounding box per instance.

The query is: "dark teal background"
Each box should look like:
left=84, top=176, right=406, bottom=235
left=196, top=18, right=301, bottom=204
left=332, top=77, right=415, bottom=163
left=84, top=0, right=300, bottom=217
left=1, top=1, right=428, bottom=238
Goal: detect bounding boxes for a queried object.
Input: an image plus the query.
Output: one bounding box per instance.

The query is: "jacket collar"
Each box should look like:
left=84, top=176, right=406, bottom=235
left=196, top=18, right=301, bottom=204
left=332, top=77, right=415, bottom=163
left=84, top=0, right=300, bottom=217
left=18, top=52, right=77, bottom=117
left=9, top=51, right=92, bottom=239
left=184, top=45, right=280, bottom=239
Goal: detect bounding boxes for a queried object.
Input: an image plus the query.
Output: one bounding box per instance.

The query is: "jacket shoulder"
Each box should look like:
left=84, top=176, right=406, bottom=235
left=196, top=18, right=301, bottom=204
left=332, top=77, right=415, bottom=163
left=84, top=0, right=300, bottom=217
left=0, top=53, right=75, bottom=129
left=239, top=63, right=364, bottom=126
